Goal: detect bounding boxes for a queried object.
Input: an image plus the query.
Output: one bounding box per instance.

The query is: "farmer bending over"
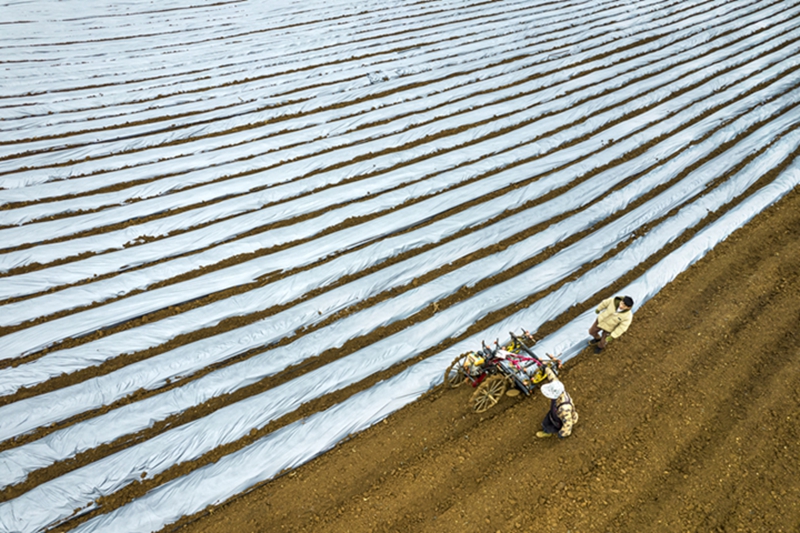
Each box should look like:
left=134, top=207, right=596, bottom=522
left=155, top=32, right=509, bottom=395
left=536, top=366, right=578, bottom=439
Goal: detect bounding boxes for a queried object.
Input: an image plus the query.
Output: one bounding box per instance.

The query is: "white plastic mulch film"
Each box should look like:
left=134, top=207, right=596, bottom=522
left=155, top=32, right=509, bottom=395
left=1, top=0, right=799, bottom=532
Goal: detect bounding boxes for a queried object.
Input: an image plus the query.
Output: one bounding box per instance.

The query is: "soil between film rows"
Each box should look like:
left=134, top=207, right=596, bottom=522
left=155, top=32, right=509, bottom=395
left=166, top=186, right=800, bottom=533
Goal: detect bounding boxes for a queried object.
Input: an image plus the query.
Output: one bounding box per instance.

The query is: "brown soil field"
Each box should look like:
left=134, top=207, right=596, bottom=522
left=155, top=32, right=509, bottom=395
left=171, top=186, right=800, bottom=533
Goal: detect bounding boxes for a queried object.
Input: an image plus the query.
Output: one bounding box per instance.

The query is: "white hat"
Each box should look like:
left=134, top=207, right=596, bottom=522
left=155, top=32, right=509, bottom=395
left=540, top=380, right=565, bottom=399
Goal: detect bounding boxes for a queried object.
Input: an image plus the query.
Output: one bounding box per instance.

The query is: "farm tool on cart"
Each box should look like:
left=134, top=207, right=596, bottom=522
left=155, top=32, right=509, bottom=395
left=443, top=330, right=561, bottom=413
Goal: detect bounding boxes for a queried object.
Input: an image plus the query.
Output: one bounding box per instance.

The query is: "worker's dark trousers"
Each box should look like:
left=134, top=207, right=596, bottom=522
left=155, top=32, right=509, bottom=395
left=588, top=319, right=610, bottom=349
left=541, top=402, right=562, bottom=435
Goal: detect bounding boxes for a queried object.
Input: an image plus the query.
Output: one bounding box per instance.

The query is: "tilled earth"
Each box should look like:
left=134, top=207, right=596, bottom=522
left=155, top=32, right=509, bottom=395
left=170, top=186, right=800, bottom=533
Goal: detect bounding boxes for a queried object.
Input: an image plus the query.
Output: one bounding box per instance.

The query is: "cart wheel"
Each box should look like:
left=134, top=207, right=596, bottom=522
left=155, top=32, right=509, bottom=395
left=471, top=375, right=507, bottom=412
left=443, top=353, right=467, bottom=389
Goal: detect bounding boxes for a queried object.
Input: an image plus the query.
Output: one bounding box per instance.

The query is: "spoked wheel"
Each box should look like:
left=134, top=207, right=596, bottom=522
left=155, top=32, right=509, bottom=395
left=443, top=353, right=468, bottom=389
left=471, top=375, right=507, bottom=413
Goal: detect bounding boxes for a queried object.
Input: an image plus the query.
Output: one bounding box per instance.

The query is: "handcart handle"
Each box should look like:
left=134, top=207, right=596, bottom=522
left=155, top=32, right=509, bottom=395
left=509, top=331, right=540, bottom=361
left=543, top=352, right=563, bottom=370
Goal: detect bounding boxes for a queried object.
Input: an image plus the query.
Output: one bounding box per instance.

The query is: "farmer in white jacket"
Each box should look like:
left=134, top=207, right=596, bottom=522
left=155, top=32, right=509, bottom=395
left=588, top=295, right=633, bottom=354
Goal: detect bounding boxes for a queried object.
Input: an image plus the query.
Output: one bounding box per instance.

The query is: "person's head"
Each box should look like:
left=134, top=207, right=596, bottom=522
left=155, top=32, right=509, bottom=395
left=620, top=295, right=634, bottom=311
left=540, top=380, right=565, bottom=399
